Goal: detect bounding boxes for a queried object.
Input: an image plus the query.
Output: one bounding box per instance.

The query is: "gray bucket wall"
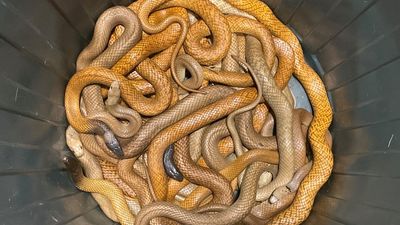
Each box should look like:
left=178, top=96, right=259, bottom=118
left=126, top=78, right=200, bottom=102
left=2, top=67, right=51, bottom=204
left=0, top=0, right=398, bottom=224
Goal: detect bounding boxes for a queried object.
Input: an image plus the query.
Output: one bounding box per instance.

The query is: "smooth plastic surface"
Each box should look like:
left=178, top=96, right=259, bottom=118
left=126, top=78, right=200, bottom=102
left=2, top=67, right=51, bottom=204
left=0, top=0, right=399, bottom=224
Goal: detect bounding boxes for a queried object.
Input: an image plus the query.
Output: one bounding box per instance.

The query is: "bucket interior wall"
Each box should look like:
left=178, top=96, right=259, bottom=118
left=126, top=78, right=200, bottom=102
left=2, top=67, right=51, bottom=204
left=0, top=0, right=399, bottom=224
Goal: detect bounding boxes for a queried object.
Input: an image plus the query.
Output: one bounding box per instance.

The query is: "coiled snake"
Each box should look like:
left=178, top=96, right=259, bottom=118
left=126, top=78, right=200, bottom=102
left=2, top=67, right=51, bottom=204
left=63, top=1, right=334, bottom=224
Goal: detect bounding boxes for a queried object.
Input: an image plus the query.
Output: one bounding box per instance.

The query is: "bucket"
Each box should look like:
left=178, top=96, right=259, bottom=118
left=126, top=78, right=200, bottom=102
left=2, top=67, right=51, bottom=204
left=0, top=0, right=399, bottom=224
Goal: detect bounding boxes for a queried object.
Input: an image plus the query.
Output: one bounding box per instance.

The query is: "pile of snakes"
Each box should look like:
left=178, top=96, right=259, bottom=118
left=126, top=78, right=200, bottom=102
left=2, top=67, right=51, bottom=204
left=63, top=0, right=333, bottom=224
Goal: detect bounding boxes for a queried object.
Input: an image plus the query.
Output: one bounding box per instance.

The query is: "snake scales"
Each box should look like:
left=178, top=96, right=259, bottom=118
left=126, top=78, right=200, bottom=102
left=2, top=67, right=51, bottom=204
left=63, top=1, right=333, bottom=225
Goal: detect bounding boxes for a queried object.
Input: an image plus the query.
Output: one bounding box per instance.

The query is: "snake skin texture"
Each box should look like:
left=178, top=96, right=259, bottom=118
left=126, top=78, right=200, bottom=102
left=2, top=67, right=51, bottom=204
left=63, top=1, right=334, bottom=224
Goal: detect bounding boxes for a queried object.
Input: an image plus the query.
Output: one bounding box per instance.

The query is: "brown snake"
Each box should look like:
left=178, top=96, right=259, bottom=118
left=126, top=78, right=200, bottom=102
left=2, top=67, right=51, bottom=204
left=224, top=1, right=333, bottom=223
left=120, top=85, right=235, bottom=158
left=65, top=127, right=118, bottom=222
left=147, top=87, right=259, bottom=201
left=63, top=0, right=335, bottom=224
left=67, top=7, right=188, bottom=141
left=180, top=109, right=310, bottom=211
left=246, top=35, right=294, bottom=201
left=64, top=156, right=135, bottom=225
left=76, top=6, right=142, bottom=139
left=135, top=162, right=268, bottom=225
left=226, top=56, right=263, bottom=157
left=179, top=148, right=279, bottom=210
left=172, top=136, right=233, bottom=205
left=161, top=0, right=232, bottom=66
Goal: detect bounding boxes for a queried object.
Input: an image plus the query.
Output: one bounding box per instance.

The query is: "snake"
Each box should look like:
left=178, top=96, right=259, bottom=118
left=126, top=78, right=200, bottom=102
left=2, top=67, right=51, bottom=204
left=137, top=0, right=206, bottom=93
left=165, top=125, right=234, bottom=202
left=63, top=0, right=334, bottom=223
left=117, top=158, right=153, bottom=207
left=64, top=156, right=135, bottom=225
left=158, top=0, right=232, bottom=66
left=201, top=108, right=308, bottom=188
left=195, top=4, right=296, bottom=101
left=65, top=126, right=118, bottom=222
left=65, top=65, right=171, bottom=156
left=79, top=133, right=119, bottom=164
left=166, top=31, right=284, bottom=204
left=270, top=161, right=313, bottom=204
left=119, top=85, right=235, bottom=158
left=210, top=0, right=255, bottom=20
left=189, top=126, right=207, bottom=162
left=74, top=6, right=143, bottom=140
left=172, top=136, right=234, bottom=205
left=246, top=35, right=295, bottom=201
left=112, top=6, right=187, bottom=74
left=174, top=54, right=204, bottom=91
left=79, top=95, right=125, bottom=158
left=226, top=55, right=263, bottom=157
left=105, top=81, right=142, bottom=137
left=251, top=119, right=332, bottom=221
left=181, top=103, right=269, bottom=187
left=134, top=162, right=268, bottom=225
left=260, top=113, right=275, bottom=137
left=236, top=38, right=294, bottom=151
left=224, top=1, right=333, bottom=223
left=175, top=183, right=198, bottom=201
left=68, top=7, right=186, bottom=139
left=99, top=160, right=137, bottom=198
left=67, top=8, right=182, bottom=138
left=146, top=87, right=259, bottom=201
left=179, top=148, right=279, bottom=209
left=188, top=15, right=275, bottom=69
left=201, top=119, right=234, bottom=171
left=221, top=33, right=241, bottom=72
left=181, top=109, right=310, bottom=209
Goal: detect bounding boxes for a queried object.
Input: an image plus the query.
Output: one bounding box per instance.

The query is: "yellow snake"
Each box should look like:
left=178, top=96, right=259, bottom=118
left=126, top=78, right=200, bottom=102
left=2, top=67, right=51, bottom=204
left=223, top=1, right=333, bottom=223
left=64, top=156, right=135, bottom=225
left=65, top=126, right=118, bottom=222
left=76, top=6, right=142, bottom=139
left=135, top=162, right=268, bottom=225
left=63, top=0, right=334, bottom=224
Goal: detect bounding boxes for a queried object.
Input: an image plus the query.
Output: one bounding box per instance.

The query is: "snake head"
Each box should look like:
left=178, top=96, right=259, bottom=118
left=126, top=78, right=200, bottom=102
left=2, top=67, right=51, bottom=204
left=103, top=129, right=124, bottom=158
left=269, top=186, right=291, bottom=204
left=66, top=126, right=84, bottom=158
left=106, top=81, right=121, bottom=106
left=163, top=144, right=184, bottom=182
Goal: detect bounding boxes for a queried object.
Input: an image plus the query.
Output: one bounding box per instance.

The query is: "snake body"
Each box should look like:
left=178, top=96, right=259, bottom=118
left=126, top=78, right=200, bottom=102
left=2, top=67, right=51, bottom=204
left=246, top=35, right=294, bottom=201
left=121, top=85, right=235, bottom=158
left=117, top=158, right=153, bottom=207
left=64, top=156, right=135, bottom=225
left=76, top=6, right=142, bottom=139
left=179, top=148, right=279, bottom=209
left=224, top=1, right=333, bottom=223
left=63, top=1, right=334, bottom=224
left=105, top=81, right=142, bottom=137
left=147, top=87, right=258, bottom=201
left=135, top=162, right=267, bottom=225
left=226, top=56, right=263, bottom=157
left=65, top=127, right=118, bottom=222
